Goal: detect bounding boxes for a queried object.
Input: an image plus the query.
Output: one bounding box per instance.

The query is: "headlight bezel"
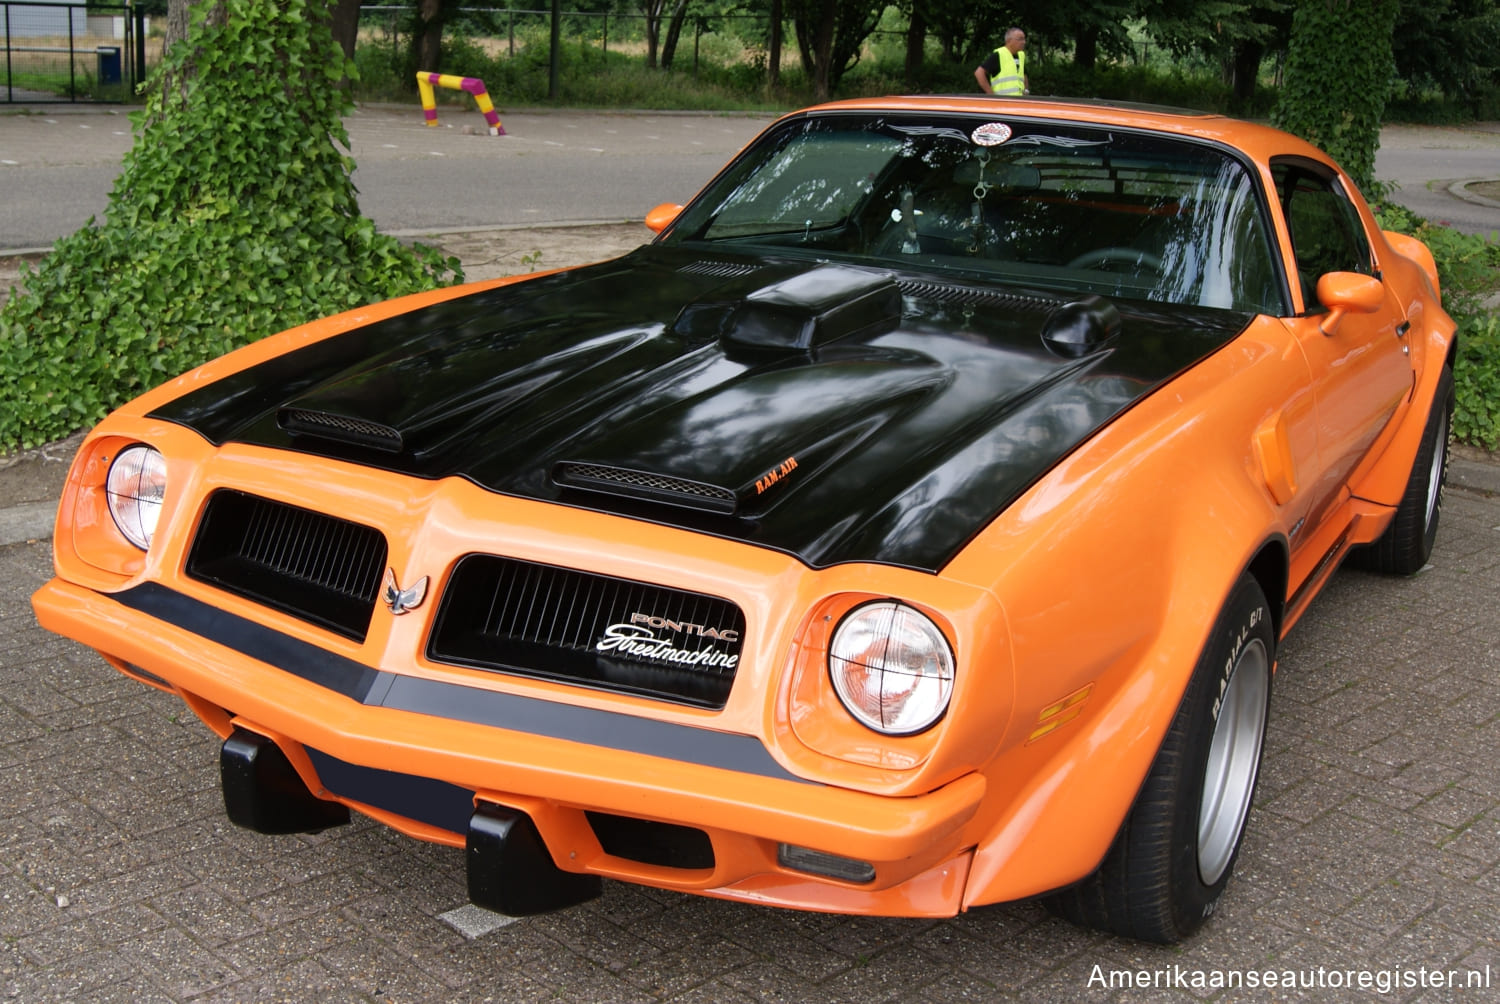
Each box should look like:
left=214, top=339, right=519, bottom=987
left=827, top=599, right=956, bottom=737
left=105, top=444, right=168, bottom=551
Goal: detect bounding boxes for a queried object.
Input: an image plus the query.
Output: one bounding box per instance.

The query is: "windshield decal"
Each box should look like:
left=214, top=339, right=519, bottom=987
left=887, top=124, right=973, bottom=144
left=971, top=122, right=1013, bottom=146
left=1007, top=133, right=1114, bottom=148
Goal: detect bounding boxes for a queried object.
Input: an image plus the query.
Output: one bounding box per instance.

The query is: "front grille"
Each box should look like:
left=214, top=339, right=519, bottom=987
left=278, top=408, right=403, bottom=453
left=554, top=462, right=738, bottom=514
left=428, top=555, right=746, bottom=708
left=186, top=490, right=388, bottom=641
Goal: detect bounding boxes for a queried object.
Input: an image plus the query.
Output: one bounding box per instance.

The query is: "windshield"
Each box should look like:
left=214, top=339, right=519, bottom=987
left=662, top=113, right=1284, bottom=314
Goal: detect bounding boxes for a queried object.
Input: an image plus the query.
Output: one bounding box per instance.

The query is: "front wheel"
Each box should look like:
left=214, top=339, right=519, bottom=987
left=1045, top=573, right=1274, bottom=943
left=1350, top=364, right=1454, bottom=575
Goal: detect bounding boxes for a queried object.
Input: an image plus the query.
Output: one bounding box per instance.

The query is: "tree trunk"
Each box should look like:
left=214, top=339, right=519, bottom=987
left=165, top=0, right=194, bottom=51
left=768, top=0, right=782, bottom=88
left=904, top=8, right=926, bottom=88
left=661, top=0, right=689, bottom=70
left=330, top=0, right=361, bottom=63
left=1074, top=25, right=1098, bottom=71
left=1229, top=40, right=1264, bottom=107
left=642, top=0, right=664, bottom=69
left=417, top=0, right=444, bottom=73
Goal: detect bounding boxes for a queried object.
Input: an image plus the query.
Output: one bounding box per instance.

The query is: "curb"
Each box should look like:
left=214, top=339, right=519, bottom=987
left=1448, top=179, right=1500, bottom=211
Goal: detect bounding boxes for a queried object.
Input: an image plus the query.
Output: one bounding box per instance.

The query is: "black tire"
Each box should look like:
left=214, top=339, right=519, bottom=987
left=1045, top=573, right=1274, bottom=943
left=1349, top=364, right=1454, bottom=575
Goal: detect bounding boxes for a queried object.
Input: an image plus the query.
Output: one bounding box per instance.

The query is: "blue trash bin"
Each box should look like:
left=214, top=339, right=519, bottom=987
left=96, top=47, right=122, bottom=86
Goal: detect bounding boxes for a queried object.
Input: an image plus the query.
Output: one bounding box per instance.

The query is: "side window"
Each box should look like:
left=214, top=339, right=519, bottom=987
left=1271, top=162, right=1373, bottom=308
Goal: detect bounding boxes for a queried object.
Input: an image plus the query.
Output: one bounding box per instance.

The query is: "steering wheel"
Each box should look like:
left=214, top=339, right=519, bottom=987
left=1067, top=247, right=1165, bottom=272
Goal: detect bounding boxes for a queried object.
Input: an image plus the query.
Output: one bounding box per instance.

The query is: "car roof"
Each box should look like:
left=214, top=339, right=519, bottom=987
left=794, top=95, right=1336, bottom=173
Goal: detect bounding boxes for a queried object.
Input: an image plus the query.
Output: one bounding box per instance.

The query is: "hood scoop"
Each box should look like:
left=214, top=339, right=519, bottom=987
left=278, top=407, right=404, bottom=454
left=553, top=461, right=738, bottom=514
left=1041, top=295, right=1123, bottom=358
left=720, top=264, right=901, bottom=355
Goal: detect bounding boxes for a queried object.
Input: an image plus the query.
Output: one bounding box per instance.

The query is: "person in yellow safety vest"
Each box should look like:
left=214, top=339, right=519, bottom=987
left=975, top=27, right=1028, bottom=96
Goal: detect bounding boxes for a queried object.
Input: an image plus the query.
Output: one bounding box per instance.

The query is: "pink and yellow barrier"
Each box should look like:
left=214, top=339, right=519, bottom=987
left=416, top=72, right=505, bottom=136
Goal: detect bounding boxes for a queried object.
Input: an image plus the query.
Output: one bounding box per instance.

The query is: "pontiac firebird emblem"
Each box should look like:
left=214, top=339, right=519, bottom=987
left=381, top=568, right=429, bottom=615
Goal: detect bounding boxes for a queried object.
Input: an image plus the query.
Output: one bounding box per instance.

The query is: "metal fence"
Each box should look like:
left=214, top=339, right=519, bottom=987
left=3, top=0, right=144, bottom=103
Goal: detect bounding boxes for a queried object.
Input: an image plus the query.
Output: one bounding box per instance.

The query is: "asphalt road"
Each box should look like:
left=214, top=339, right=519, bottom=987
left=0, top=106, right=772, bottom=252
left=2, top=107, right=1498, bottom=253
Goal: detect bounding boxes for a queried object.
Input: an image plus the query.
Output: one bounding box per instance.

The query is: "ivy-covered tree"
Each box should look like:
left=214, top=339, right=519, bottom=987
left=0, top=0, right=460, bottom=452
left=1271, top=0, right=1400, bottom=193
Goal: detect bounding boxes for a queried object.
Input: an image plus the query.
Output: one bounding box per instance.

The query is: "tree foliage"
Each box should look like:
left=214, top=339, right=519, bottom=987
left=1271, top=0, right=1400, bottom=193
left=0, top=0, right=460, bottom=452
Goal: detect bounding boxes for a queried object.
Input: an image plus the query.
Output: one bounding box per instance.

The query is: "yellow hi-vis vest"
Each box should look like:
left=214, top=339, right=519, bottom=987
left=992, top=47, right=1025, bottom=96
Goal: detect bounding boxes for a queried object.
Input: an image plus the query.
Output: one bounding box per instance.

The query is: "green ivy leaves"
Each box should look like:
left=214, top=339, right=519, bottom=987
left=0, top=0, right=462, bottom=452
left=1272, top=0, right=1401, bottom=195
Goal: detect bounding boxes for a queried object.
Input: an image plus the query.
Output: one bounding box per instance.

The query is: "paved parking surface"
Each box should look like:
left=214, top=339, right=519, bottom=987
left=2, top=474, right=1497, bottom=1001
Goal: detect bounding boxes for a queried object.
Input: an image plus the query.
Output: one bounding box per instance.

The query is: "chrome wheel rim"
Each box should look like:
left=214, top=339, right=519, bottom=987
left=1198, top=638, right=1269, bottom=886
left=1424, top=410, right=1448, bottom=531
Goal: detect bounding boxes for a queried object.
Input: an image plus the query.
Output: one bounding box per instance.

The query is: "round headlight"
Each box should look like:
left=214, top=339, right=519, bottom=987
left=829, top=601, right=955, bottom=735
left=105, top=445, right=168, bottom=550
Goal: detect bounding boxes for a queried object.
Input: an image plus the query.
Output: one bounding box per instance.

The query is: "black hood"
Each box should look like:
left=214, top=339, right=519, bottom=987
left=151, top=245, right=1252, bottom=571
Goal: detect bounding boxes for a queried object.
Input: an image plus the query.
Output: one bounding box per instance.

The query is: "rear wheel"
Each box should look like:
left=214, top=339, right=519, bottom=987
left=1045, top=573, right=1273, bottom=943
left=1350, top=364, right=1453, bottom=575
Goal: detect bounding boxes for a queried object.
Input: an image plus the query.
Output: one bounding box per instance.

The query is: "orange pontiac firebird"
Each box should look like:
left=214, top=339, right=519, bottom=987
left=33, top=97, right=1455, bottom=943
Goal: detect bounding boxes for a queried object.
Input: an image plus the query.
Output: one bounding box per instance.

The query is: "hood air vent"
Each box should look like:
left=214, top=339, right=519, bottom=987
left=897, top=280, right=1059, bottom=312
left=278, top=408, right=403, bottom=453
left=678, top=260, right=763, bottom=279
left=555, top=462, right=738, bottom=514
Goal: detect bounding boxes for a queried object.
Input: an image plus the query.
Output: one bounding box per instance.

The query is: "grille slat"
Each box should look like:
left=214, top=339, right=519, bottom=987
left=429, top=555, right=746, bottom=709
left=187, top=491, right=388, bottom=642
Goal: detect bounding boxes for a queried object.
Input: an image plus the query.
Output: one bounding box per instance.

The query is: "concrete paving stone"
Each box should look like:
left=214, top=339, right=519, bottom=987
left=1379, top=909, right=1486, bottom=971
left=527, top=901, right=666, bottom=972
left=83, top=899, right=171, bottom=945
left=243, top=868, right=384, bottom=927
left=720, top=912, right=864, bottom=984
left=1261, top=778, right=1355, bottom=824
left=813, top=938, right=952, bottom=1003
left=1340, top=878, right=1442, bottom=938
left=190, top=957, right=367, bottom=1004
left=909, top=924, right=1058, bottom=992
left=11, top=946, right=159, bottom=1003
left=115, top=923, right=238, bottom=998
left=339, top=890, right=476, bottom=957
left=149, top=882, right=262, bottom=950
left=717, top=957, right=861, bottom=1004
left=504, top=935, right=661, bottom=1003
left=315, top=936, right=466, bottom=1000
left=186, top=841, right=297, bottom=904
left=64, top=859, right=199, bottom=920
left=612, top=934, right=760, bottom=997
left=652, top=979, right=764, bottom=1004
left=441, top=968, right=585, bottom=1004
left=213, top=908, right=366, bottom=974
left=798, top=912, right=941, bottom=959
left=1439, top=808, right=1500, bottom=864
left=1414, top=786, right=1498, bottom=829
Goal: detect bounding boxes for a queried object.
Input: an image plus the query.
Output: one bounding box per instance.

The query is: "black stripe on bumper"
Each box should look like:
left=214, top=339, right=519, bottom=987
left=113, top=582, right=813, bottom=786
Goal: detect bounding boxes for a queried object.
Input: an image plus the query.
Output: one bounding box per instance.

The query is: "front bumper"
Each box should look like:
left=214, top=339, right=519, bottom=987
left=33, top=576, right=986, bottom=916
